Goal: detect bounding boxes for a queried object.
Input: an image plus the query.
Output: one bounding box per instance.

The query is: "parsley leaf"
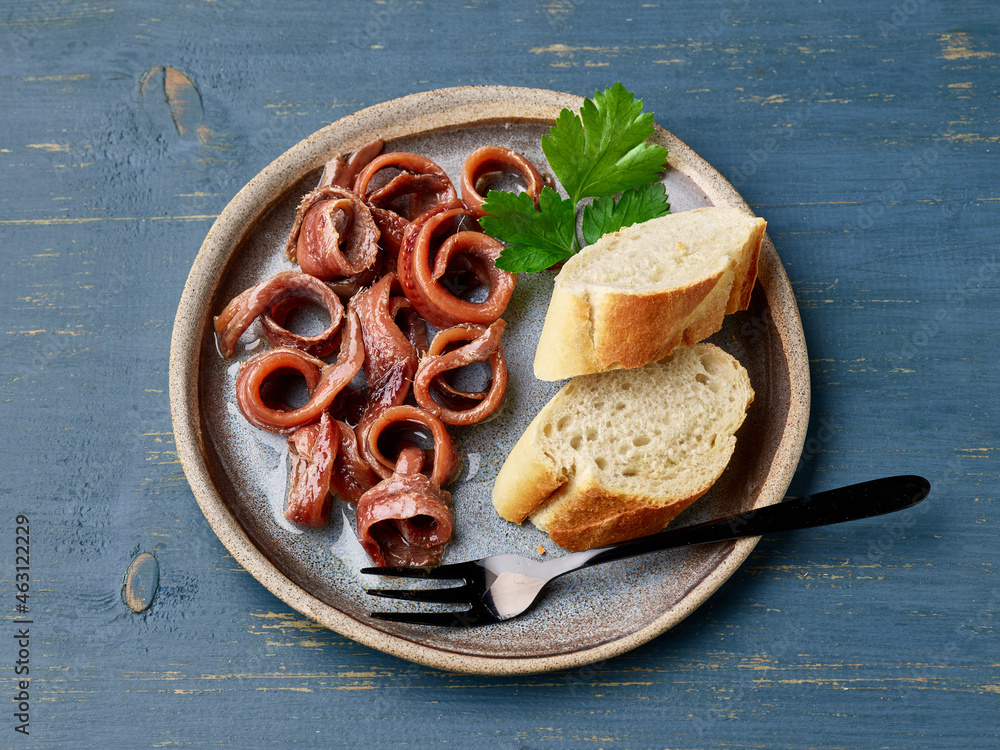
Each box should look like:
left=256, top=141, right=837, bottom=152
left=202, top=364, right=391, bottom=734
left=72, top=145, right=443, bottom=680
left=581, top=182, right=671, bottom=246
left=478, top=83, right=670, bottom=273
left=542, top=82, right=669, bottom=204
left=481, top=187, right=578, bottom=273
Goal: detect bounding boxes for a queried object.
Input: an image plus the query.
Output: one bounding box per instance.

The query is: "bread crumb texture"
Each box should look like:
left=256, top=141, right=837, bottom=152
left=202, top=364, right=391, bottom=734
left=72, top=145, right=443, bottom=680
left=558, top=207, right=760, bottom=293
left=494, top=343, right=754, bottom=550
left=535, top=345, right=751, bottom=502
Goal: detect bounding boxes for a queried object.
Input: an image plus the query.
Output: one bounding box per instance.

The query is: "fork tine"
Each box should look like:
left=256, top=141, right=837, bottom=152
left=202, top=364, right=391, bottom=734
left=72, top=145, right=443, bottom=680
left=359, top=566, right=435, bottom=579
left=366, top=585, right=472, bottom=604
left=360, top=564, right=471, bottom=580
left=370, top=609, right=498, bottom=627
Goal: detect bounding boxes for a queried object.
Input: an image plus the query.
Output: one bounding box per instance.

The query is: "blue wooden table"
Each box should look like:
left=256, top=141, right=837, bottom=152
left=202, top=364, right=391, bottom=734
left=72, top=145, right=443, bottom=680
left=2, top=1, right=997, bottom=747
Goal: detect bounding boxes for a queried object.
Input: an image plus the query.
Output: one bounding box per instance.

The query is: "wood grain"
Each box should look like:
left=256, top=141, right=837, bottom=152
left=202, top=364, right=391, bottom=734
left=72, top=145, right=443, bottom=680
left=1, top=0, right=997, bottom=747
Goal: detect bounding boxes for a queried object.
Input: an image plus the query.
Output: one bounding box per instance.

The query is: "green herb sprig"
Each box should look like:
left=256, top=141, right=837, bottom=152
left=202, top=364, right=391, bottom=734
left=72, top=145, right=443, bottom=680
left=481, top=83, right=670, bottom=273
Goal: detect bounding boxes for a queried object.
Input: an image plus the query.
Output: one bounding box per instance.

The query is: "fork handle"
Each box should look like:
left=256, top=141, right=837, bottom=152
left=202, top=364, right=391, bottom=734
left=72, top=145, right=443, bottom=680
left=560, top=475, right=930, bottom=573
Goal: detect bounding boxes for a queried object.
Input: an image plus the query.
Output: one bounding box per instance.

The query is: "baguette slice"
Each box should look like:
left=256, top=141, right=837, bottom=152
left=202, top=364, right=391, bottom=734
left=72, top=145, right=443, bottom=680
left=493, top=343, right=753, bottom=552
left=534, top=206, right=766, bottom=381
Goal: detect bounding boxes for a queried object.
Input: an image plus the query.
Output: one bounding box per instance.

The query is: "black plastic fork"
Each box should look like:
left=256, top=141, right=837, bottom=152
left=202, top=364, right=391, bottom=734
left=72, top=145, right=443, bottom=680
left=361, top=475, right=930, bottom=627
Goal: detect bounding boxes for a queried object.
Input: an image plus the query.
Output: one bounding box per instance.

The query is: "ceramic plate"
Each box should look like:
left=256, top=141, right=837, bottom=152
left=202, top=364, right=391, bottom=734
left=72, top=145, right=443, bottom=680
left=169, top=86, right=809, bottom=675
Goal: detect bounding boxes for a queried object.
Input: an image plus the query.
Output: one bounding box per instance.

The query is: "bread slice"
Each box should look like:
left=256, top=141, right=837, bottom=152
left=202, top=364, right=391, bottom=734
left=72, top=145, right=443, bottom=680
left=493, top=343, right=754, bottom=551
left=534, top=206, right=766, bottom=381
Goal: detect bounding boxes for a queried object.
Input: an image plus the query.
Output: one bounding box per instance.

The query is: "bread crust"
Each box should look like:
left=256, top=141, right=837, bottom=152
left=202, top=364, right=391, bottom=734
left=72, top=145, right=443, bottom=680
left=594, top=271, right=725, bottom=369
left=494, top=343, right=754, bottom=551
left=490, top=407, right=565, bottom=524
left=731, top=215, right=765, bottom=312
left=526, top=431, right=741, bottom=551
left=533, top=285, right=602, bottom=381
left=539, top=476, right=714, bottom=552
left=533, top=208, right=766, bottom=381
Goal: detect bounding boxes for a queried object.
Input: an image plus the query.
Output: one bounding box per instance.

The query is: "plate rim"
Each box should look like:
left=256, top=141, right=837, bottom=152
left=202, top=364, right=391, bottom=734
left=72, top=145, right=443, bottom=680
left=168, top=84, right=810, bottom=675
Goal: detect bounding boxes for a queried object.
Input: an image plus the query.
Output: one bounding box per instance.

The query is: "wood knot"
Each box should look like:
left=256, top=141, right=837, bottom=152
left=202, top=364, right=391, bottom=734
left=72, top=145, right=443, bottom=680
left=139, top=66, right=207, bottom=141
left=122, top=551, right=160, bottom=613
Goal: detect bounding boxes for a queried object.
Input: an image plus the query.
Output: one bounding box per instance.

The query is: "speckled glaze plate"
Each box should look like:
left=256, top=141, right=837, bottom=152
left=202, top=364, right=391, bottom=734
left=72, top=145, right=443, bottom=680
left=169, top=86, right=809, bottom=675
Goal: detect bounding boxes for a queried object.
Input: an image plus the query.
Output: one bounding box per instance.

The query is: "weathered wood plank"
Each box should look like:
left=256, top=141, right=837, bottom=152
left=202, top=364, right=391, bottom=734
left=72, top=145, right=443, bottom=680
left=1, top=0, right=998, bottom=747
